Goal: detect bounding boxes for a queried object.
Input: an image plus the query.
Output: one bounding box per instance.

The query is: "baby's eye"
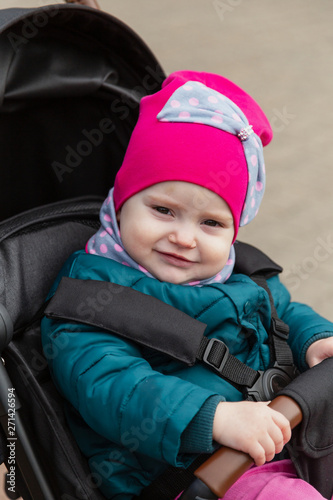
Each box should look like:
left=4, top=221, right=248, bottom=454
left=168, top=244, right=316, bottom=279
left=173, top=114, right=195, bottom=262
left=203, top=219, right=222, bottom=227
left=153, top=206, right=171, bottom=215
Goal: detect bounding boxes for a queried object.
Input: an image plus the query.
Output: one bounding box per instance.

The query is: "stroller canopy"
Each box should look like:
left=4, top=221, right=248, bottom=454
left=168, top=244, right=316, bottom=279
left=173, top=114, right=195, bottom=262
left=0, top=3, right=166, bottom=220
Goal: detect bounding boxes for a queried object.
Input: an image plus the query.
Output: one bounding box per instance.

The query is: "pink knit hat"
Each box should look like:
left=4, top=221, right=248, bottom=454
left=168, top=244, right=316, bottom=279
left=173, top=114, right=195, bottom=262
left=113, top=71, right=273, bottom=240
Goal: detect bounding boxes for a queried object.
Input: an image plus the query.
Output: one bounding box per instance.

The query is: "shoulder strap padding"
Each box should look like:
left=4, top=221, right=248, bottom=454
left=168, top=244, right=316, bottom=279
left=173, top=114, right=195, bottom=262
left=45, top=277, right=207, bottom=366
left=234, top=241, right=282, bottom=278
left=45, top=277, right=260, bottom=390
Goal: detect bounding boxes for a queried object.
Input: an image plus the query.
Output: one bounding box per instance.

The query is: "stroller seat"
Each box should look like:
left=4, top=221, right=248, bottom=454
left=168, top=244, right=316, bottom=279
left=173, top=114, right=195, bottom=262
left=0, top=196, right=108, bottom=499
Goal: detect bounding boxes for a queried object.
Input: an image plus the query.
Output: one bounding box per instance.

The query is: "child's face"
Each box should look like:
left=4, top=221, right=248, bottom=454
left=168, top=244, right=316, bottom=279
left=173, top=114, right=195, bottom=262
left=117, top=181, right=234, bottom=284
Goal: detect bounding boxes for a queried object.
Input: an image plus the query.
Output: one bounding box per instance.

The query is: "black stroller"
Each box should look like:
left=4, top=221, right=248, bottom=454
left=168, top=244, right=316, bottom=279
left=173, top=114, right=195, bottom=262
left=0, top=4, right=332, bottom=500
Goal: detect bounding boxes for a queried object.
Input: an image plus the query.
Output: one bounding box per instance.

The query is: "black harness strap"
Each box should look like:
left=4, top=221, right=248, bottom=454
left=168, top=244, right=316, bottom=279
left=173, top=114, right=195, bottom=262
left=44, top=241, right=296, bottom=399
left=197, top=336, right=260, bottom=389
left=45, top=277, right=206, bottom=366
left=233, top=240, right=283, bottom=278
left=44, top=267, right=295, bottom=396
left=251, top=275, right=294, bottom=367
left=45, top=277, right=261, bottom=392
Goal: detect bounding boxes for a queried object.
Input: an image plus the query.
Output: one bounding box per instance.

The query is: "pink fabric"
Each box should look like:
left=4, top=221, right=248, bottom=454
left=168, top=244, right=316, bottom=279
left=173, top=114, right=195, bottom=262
left=174, top=459, right=331, bottom=500
left=113, top=71, right=272, bottom=241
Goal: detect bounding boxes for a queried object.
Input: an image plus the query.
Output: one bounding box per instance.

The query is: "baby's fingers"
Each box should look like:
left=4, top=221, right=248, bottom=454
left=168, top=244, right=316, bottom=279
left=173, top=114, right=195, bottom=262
left=248, top=412, right=291, bottom=466
left=250, top=435, right=281, bottom=465
left=271, top=410, right=292, bottom=445
left=248, top=435, right=278, bottom=466
left=247, top=441, right=267, bottom=466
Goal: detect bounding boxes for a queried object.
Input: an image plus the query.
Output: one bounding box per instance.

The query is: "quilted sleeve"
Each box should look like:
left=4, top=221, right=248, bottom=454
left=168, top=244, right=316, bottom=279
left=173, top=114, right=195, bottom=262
left=41, top=315, right=220, bottom=467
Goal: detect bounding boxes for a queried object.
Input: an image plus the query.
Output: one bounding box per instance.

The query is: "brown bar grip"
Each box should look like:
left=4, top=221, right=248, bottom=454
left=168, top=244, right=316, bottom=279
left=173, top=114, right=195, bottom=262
left=194, top=395, right=302, bottom=498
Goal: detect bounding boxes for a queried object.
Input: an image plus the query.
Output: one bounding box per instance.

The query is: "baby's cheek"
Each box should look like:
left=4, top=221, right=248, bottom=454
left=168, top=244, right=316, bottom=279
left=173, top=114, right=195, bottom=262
left=211, top=246, right=231, bottom=268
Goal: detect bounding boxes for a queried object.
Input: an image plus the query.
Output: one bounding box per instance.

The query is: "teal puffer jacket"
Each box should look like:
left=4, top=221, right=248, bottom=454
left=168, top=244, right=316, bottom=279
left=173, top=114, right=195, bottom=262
left=41, top=250, right=333, bottom=499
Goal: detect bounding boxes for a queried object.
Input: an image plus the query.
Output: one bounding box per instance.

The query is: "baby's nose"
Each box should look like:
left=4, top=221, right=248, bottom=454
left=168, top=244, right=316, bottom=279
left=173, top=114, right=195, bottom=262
left=168, top=230, right=196, bottom=249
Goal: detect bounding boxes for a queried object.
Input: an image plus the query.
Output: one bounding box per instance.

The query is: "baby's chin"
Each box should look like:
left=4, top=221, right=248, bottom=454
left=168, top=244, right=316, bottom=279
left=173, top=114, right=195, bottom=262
left=152, top=269, right=204, bottom=285
left=143, top=259, right=220, bottom=285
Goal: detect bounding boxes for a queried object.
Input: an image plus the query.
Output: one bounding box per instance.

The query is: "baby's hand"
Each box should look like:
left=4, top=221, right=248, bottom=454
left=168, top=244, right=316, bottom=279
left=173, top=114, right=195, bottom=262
left=212, top=401, right=291, bottom=466
left=306, top=337, right=333, bottom=368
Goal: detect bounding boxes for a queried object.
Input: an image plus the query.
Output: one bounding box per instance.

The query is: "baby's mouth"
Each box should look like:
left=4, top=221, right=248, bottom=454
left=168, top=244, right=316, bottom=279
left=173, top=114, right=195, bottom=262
left=155, top=251, right=195, bottom=268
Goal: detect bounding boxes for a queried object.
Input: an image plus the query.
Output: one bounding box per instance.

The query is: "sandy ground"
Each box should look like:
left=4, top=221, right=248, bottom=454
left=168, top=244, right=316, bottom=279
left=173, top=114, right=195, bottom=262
left=0, top=0, right=333, bottom=498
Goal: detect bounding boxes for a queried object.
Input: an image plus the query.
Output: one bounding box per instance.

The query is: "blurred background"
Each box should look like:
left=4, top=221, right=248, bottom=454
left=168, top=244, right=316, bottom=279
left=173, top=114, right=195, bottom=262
left=1, top=0, right=333, bottom=323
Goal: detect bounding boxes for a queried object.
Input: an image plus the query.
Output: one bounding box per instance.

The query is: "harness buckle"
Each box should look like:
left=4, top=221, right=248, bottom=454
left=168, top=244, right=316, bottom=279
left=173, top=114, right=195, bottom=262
left=245, top=364, right=299, bottom=401
left=202, top=338, right=229, bottom=373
